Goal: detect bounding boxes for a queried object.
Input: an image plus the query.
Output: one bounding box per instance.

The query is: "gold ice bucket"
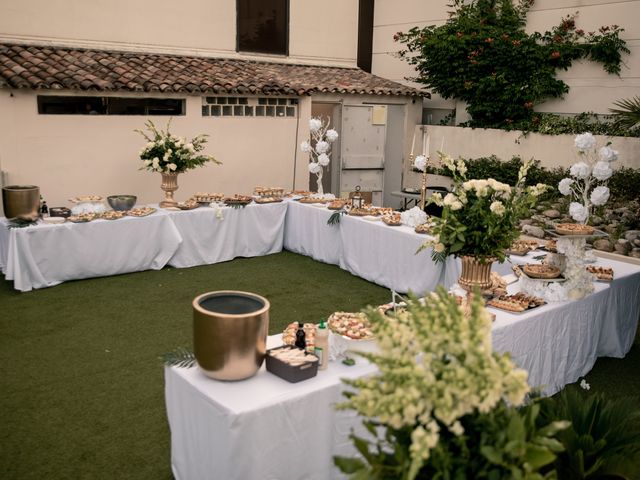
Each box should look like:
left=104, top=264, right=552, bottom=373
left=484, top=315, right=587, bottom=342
left=193, top=291, right=270, bottom=381
left=2, top=185, right=40, bottom=221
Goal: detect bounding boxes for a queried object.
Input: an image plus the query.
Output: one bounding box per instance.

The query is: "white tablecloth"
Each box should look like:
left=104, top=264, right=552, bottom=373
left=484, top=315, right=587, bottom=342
left=167, top=202, right=287, bottom=268
left=284, top=201, right=342, bottom=265
left=165, top=336, right=376, bottom=480
left=0, top=214, right=182, bottom=292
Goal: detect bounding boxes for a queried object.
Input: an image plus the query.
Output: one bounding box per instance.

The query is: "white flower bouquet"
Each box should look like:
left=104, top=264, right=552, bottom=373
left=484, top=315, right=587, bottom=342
left=300, top=117, right=339, bottom=195
left=559, top=132, right=617, bottom=224
left=136, top=120, right=220, bottom=174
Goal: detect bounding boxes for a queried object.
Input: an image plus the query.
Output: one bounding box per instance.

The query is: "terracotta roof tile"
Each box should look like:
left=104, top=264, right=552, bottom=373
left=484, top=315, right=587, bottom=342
left=0, top=43, right=426, bottom=97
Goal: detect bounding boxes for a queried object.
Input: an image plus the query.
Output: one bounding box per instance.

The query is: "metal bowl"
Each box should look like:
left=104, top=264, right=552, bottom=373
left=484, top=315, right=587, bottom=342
left=107, top=195, right=137, bottom=211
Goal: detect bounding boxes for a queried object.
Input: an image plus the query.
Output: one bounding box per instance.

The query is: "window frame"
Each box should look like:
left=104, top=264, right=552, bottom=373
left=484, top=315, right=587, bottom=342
left=37, top=95, right=186, bottom=116
left=236, top=0, right=290, bottom=56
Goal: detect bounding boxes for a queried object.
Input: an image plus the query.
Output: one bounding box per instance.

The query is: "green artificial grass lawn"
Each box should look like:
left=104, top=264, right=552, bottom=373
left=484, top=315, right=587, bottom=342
left=0, top=250, right=638, bottom=479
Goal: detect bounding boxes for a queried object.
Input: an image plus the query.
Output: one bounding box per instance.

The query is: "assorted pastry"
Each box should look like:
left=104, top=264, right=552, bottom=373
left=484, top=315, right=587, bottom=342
left=282, top=322, right=317, bottom=351
left=254, top=186, right=285, bottom=198
left=100, top=210, right=126, bottom=220
left=177, top=200, right=199, bottom=210
left=522, top=263, right=561, bottom=279
left=127, top=206, right=157, bottom=217
left=414, top=222, right=432, bottom=234
left=67, top=212, right=97, bottom=223
left=224, top=194, right=253, bottom=205
left=348, top=206, right=379, bottom=217
left=487, top=293, right=545, bottom=313
left=327, top=199, right=349, bottom=210
left=543, top=239, right=557, bottom=253
left=193, top=192, right=225, bottom=203
left=506, top=239, right=540, bottom=256
left=254, top=196, right=284, bottom=204
left=298, top=196, right=332, bottom=204
left=69, top=195, right=103, bottom=203
left=267, top=346, right=318, bottom=367
left=382, top=212, right=402, bottom=226
left=586, top=265, right=614, bottom=281
left=554, top=223, right=595, bottom=235
left=327, top=311, right=374, bottom=340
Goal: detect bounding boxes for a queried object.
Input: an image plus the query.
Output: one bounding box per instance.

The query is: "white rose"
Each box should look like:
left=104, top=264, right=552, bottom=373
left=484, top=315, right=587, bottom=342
left=598, top=145, right=618, bottom=162
left=315, top=141, right=329, bottom=154
left=569, top=202, right=589, bottom=223
left=590, top=186, right=610, bottom=206
left=413, top=155, right=427, bottom=172
left=185, top=143, right=194, bottom=153
left=558, top=178, right=574, bottom=196
left=325, top=129, right=339, bottom=143
left=462, top=180, right=474, bottom=191
left=434, top=242, right=445, bottom=253
left=308, top=162, right=322, bottom=174
left=146, top=142, right=154, bottom=148
left=309, top=118, right=322, bottom=132
left=451, top=200, right=463, bottom=211
left=574, top=132, right=596, bottom=151
left=163, top=152, right=170, bottom=161
left=317, top=153, right=330, bottom=167
left=490, top=201, right=505, bottom=216
left=152, top=157, right=160, bottom=169
left=300, top=141, right=311, bottom=153
left=592, top=161, right=612, bottom=181
left=144, top=159, right=152, bottom=166
left=168, top=163, right=177, bottom=171
left=443, top=193, right=457, bottom=206
left=570, top=162, right=591, bottom=179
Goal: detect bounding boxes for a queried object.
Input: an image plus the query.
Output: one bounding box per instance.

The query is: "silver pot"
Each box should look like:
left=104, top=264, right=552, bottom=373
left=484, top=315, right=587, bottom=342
left=193, top=291, right=270, bottom=381
left=2, top=185, right=40, bottom=221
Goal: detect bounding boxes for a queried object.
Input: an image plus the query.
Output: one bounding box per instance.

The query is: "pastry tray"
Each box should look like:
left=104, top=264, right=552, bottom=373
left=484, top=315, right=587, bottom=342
left=519, top=270, right=567, bottom=282
left=265, top=346, right=319, bottom=383
left=487, top=296, right=546, bottom=314
left=545, top=228, right=608, bottom=239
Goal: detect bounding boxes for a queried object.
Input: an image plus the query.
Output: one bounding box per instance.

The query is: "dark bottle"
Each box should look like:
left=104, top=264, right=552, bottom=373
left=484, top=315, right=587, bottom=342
left=41, top=200, right=49, bottom=216
left=294, top=322, right=306, bottom=350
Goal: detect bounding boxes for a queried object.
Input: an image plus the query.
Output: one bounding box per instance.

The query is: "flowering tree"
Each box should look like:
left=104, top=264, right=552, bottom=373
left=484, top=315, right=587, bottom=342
left=136, top=120, right=220, bottom=174
left=300, top=117, right=339, bottom=195
left=559, top=133, right=617, bottom=224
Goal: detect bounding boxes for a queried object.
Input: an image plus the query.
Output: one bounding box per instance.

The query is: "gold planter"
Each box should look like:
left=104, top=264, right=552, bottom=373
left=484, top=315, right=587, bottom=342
left=2, top=185, right=40, bottom=221
left=160, top=172, right=179, bottom=208
left=458, top=255, right=495, bottom=291
left=193, top=291, right=270, bottom=381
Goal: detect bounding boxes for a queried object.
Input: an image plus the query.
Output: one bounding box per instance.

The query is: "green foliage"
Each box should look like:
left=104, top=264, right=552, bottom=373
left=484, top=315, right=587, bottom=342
left=537, top=387, right=640, bottom=479
left=327, top=209, right=347, bottom=225
left=162, top=347, right=196, bottom=368
left=395, top=0, right=629, bottom=130
left=525, top=113, right=638, bottom=138
left=610, top=96, right=640, bottom=133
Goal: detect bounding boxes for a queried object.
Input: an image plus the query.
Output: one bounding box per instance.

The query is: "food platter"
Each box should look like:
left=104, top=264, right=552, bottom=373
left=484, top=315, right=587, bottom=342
left=177, top=200, right=199, bottom=210
left=68, top=213, right=97, bottom=223
left=68, top=195, right=103, bottom=204
left=545, top=228, right=607, bottom=239
left=505, top=240, right=540, bottom=256
left=586, top=265, right=614, bottom=282
left=127, top=207, right=156, bottom=217
left=487, top=293, right=546, bottom=314
left=100, top=210, right=126, bottom=220
left=522, top=264, right=561, bottom=279
left=224, top=195, right=253, bottom=206
left=254, top=197, right=284, bottom=204
left=382, top=213, right=402, bottom=226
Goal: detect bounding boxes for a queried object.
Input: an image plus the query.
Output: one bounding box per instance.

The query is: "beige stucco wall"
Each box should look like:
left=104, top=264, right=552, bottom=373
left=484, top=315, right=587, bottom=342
left=373, top=0, right=640, bottom=116
left=0, top=0, right=358, bottom=67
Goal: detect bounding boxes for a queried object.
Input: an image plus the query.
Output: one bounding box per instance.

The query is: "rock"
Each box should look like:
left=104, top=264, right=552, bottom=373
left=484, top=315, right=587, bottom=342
left=604, top=224, right=619, bottom=235
left=519, top=219, right=534, bottom=227
left=551, top=203, right=563, bottom=210
left=629, top=248, right=640, bottom=259
left=543, top=209, right=561, bottom=219
left=614, top=207, right=630, bottom=215
left=614, top=239, right=631, bottom=255
left=590, top=215, right=603, bottom=226
left=593, top=239, right=614, bottom=252
left=536, top=205, right=547, bottom=212
left=634, top=239, right=640, bottom=247
left=624, top=230, right=640, bottom=242
left=522, top=225, right=545, bottom=238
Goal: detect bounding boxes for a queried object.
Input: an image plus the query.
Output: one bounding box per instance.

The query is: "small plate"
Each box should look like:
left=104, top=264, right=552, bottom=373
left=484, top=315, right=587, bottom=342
left=545, top=228, right=608, bottom=239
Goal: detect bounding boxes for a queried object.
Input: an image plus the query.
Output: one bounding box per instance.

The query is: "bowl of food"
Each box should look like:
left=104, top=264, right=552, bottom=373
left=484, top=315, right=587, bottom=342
left=107, top=195, right=137, bottom=211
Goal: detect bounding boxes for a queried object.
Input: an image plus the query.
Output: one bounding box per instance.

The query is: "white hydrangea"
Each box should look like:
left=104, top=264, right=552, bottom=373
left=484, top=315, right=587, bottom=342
left=325, top=129, right=339, bottom=142
left=317, top=153, right=330, bottom=166
left=308, top=162, right=321, bottom=174
left=167, top=163, right=177, bottom=171
left=569, top=202, right=589, bottom=223
left=490, top=201, right=505, bottom=216
left=315, top=141, right=329, bottom=154
left=574, top=132, right=596, bottom=151
left=309, top=118, right=322, bottom=132
left=598, top=145, right=618, bottom=162
left=300, top=141, right=311, bottom=153
left=570, top=161, right=591, bottom=179
left=450, top=200, right=463, bottom=211
left=592, top=161, right=613, bottom=181
left=527, top=183, right=547, bottom=197
left=558, top=178, right=574, bottom=195
left=590, top=185, right=610, bottom=206
left=152, top=157, right=160, bottom=170
left=414, top=155, right=427, bottom=172
left=433, top=242, right=445, bottom=253
left=443, top=193, right=457, bottom=206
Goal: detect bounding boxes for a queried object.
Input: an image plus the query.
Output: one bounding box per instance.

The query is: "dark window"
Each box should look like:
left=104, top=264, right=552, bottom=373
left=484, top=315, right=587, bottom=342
left=357, top=0, right=375, bottom=72
left=237, top=0, right=288, bottom=55
left=37, top=96, right=185, bottom=115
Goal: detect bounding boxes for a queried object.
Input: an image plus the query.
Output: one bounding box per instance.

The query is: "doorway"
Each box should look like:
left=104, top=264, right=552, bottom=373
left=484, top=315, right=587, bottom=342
left=310, top=102, right=341, bottom=195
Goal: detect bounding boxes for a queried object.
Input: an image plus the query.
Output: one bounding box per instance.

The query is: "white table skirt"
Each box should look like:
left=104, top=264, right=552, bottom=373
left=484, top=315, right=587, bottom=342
left=0, top=214, right=182, bottom=292
left=165, top=336, right=375, bottom=480
left=167, top=202, right=287, bottom=268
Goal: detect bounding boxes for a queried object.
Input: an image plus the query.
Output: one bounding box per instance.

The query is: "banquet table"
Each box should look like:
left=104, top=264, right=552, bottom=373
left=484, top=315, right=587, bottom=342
left=0, top=213, right=182, bottom=292
left=165, top=335, right=376, bottom=480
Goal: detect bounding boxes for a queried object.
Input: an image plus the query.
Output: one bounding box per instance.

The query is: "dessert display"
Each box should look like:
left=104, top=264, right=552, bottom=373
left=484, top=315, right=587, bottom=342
left=327, top=200, right=348, bottom=210
left=506, top=239, right=540, bottom=256
left=69, top=195, right=103, bottom=203
left=68, top=213, right=97, bottom=223
left=374, top=207, right=394, bottom=216
left=382, top=212, right=402, bottom=226
left=327, top=312, right=374, bottom=340
left=414, top=222, right=432, bottom=234
left=127, top=207, right=156, bottom=217
left=282, top=322, right=317, bottom=351
left=522, top=264, right=561, bottom=279
left=254, top=186, right=285, bottom=198
left=586, top=265, right=614, bottom=281
left=298, top=196, right=332, bottom=204
left=224, top=194, right=253, bottom=206
left=487, top=293, right=545, bottom=313
left=100, top=210, right=126, bottom=220
left=348, top=206, right=379, bottom=217
left=193, top=192, right=225, bottom=204
left=176, top=200, right=199, bottom=210
left=265, top=346, right=319, bottom=383
left=554, top=223, right=595, bottom=235
left=254, top=196, right=284, bottom=204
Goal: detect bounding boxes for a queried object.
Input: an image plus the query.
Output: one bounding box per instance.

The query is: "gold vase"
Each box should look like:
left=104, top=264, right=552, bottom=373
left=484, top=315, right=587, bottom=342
left=458, top=255, right=495, bottom=291
left=160, top=172, right=179, bottom=208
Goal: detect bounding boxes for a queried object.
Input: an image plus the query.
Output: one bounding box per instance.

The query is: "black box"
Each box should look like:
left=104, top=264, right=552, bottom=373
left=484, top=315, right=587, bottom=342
left=265, top=346, right=319, bottom=383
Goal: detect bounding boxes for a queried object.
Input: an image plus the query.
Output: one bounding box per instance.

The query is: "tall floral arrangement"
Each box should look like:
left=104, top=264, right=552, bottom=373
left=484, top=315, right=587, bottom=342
left=558, top=132, right=617, bottom=224
left=335, top=289, right=568, bottom=479
left=422, top=154, right=546, bottom=263
left=300, top=117, right=339, bottom=195
left=136, top=120, right=220, bottom=173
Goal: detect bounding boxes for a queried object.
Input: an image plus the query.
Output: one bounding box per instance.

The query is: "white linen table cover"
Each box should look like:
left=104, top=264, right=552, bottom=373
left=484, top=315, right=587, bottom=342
left=283, top=200, right=343, bottom=265
left=165, top=336, right=376, bottom=480
left=0, top=213, right=182, bottom=292
left=167, top=202, right=287, bottom=268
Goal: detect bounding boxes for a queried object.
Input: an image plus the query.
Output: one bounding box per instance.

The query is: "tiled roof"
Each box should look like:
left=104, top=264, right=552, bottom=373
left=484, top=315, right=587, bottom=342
left=0, top=43, right=425, bottom=97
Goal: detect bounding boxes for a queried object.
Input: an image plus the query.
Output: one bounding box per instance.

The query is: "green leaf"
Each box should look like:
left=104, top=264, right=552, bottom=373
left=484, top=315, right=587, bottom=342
left=481, top=445, right=504, bottom=465
left=524, top=445, right=557, bottom=469
left=162, top=347, right=196, bottom=368
left=333, top=456, right=367, bottom=474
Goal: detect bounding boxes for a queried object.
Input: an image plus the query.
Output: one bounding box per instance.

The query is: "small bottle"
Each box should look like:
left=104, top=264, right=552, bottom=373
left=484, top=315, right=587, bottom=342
left=41, top=200, right=49, bottom=217
left=314, top=320, right=329, bottom=370
left=294, top=322, right=306, bottom=350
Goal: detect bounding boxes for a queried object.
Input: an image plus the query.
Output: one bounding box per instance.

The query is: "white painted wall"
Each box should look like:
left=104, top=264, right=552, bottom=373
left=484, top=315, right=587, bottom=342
left=373, top=0, right=640, bottom=116
left=0, top=0, right=358, bottom=67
